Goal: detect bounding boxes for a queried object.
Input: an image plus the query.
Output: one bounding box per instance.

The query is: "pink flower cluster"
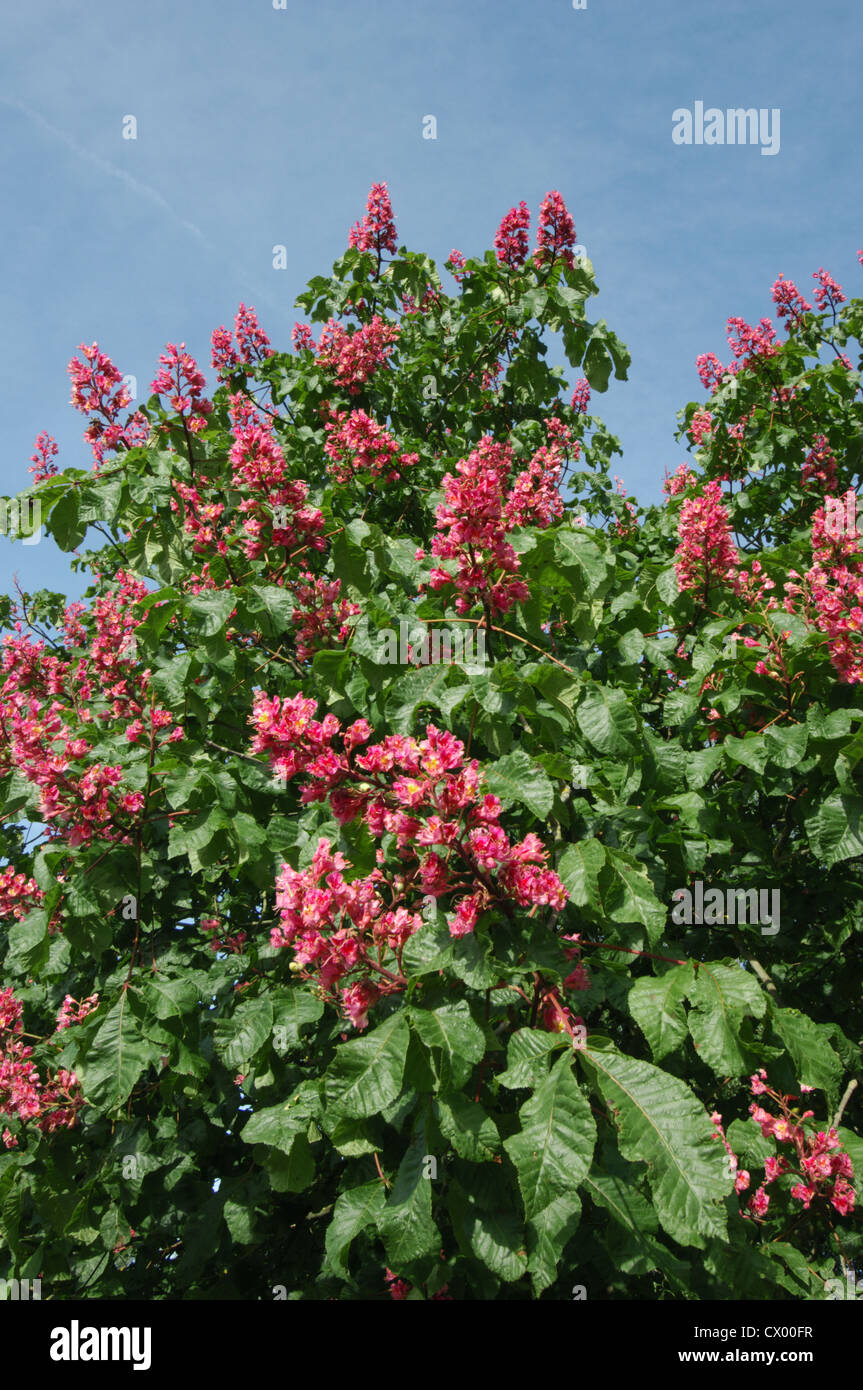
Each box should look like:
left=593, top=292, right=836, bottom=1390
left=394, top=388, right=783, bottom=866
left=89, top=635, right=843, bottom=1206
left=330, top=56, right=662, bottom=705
left=348, top=183, right=397, bottom=257
left=446, top=250, right=467, bottom=282
left=29, top=430, right=59, bottom=482
left=570, top=378, right=591, bottom=415
left=400, top=285, right=440, bottom=318
left=226, top=396, right=325, bottom=560
left=172, top=482, right=228, bottom=558
left=695, top=352, right=728, bottom=395
left=771, top=274, right=812, bottom=328
left=428, top=424, right=568, bottom=616
left=211, top=303, right=274, bottom=375
left=323, top=408, right=419, bottom=484
left=287, top=572, right=360, bottom=664
left=744, top=1072, right=855, bottom=1218
left=689, top=410, right=714, bottom=447
left=784, top=495, right=863, bottom=683
left=0, top=987, right=84, bottom=1147
left=55, top=993, right=99, bottom=1031
left=711, top=1072, right=856, bottom=1223
left=812, top=268, right=846, bottom=311
left=801, top=434, right=838, bottom=492
left=200, top=916, right=247, bottom=955
left=67, top=343, right=150, bottom=467
left=533, top=191, right=577, bottom=270
left=292, top=323, right=316, bottom=353
left=0, top=572, right=181, bottom=846
left=0, top=864, right=45, bottom=921
left=674, top=481, right=740, bottom=597
left=726, top=316, right=778, bottom=369
left=384, top=1267, right=451, bottom=1300
left=249, top=693, right=567, bottom=1028
left=663, top=464, right=697, bottom=497
left=150, top=343, right=212, bottom=433
left=167, top=393, right=354, bottom=666
left=494, top=201, right=531, bottom=269
left=314, top=316, right=401, bottom=395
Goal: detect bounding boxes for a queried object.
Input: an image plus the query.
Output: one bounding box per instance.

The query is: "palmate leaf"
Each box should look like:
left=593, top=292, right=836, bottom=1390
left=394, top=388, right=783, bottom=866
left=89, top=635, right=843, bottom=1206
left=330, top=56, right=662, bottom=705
left=602, top=848, right=666, bottom=939
left=212, top=997, right=274, bottom=1070
left=578, top=1043, right=731, bottom=1247
left=804, top=793, right=863, bottom=868
left=557, top=838, right=605, bottom=908
left=483, top=747, right=553, bottom=820
left=324, top=1181, right=387, bottom=1279
left=503, top=1053, right=596, bottom=1293
left=409, top=1001, right=485, bottom=1091
left=769, top=1006, right=843, bottom=1093
left=272, top=987, right=325, bottom=1051
left=586, top=1160, right=692, bottom=1289
left=497, top=1028, right=570, bottom=1089
left=576, top=683, right=639, bottom=756
left=685, top=962, right=766, bottom=1078
left=323, top=1013, right=410, bottom=1119
left=628, top=964, right=690, bottom=1062
left=447, top=1166, right=529, bottom=1284
left=377, top=1119, right=441, bottom=1269
left=75, top=994, right=159, bottom=1114
left=436, top=1095, right=501, bottom=1162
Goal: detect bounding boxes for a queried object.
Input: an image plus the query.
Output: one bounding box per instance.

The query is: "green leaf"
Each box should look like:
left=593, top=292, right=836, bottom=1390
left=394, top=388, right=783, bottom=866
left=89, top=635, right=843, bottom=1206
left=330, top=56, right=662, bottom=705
left=685, top=963, right=766, bottom=1078
left=583, top=1163, right=658, bottom=1237
left=447, top=1169, right=528, bottom=1283
left=497, top=1028, right=569, bottom=1089
left=143, top=976, right=201, bottom=1021
left=483, top=748, right=553, bottom=820
left=378, top=1121, right=441, bottom=1268
left=261, top=1136, right=315, bottom=1193
left=409, top=1002, right=485, bottom=1091
left=724, top=735, right=768, bottom=774
left=248, top=584, right=295, bottom=630
left=77, top=995, right=157, bottom=1113
left=579, top=1045, right=729, bottom=1246
left=5, top=908, right=50, bottom=975
left=325, top=1182, right=387, bottom=1279
left=213, top=997, right=274, bottom=1069
left=437, top=1095, right=501, bottom=1162
left=401, top=918, right=452, bottom=978
left=272, top=989, right=325, bottom=1050
left=577, top=685, right=638, bottom=756
left=241, top=1102, right=307, bottom=1153
left=186, top=590, right=236, bottom=636
left=385, top=663, right=455, bottom=733
left=628, top=966, right=690, bottom=1062
left=48, top=489, right=86, bottom=549
left=602, top=849, right=666, bottom=939
left=324, top=1014, right=410, bottom=1119
left=557, top=839, right=606, bottom=908
left=804, top=794, right=863, bottom=867
left=770, top=1008, right=842, bottom=1093
left=503, top=1054, right=596, bottom=1293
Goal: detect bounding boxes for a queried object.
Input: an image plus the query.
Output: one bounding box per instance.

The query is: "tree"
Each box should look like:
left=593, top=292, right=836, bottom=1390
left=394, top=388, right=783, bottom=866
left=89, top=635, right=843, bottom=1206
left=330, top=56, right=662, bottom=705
left=0, top=186, right=860, bottom=1301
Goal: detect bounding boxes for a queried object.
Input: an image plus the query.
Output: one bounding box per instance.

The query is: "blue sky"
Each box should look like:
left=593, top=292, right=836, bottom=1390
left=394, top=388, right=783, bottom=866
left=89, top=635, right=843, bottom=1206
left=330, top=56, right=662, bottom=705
left=1, top=0, right=861, bottom=602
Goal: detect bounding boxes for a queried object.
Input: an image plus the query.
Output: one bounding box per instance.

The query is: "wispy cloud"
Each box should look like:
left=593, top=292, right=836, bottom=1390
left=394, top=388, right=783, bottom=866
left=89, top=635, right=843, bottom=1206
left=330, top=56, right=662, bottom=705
left=1, top=96, right=287, bottom=315
left=1, top=96, right=214, bottom=250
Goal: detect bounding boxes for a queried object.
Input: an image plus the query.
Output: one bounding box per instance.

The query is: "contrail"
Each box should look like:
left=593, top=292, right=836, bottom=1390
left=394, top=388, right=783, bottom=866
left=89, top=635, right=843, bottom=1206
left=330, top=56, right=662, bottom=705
left=1, top=97, right=289, bottom=331
left=1, top=96, right=214, bottom=248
